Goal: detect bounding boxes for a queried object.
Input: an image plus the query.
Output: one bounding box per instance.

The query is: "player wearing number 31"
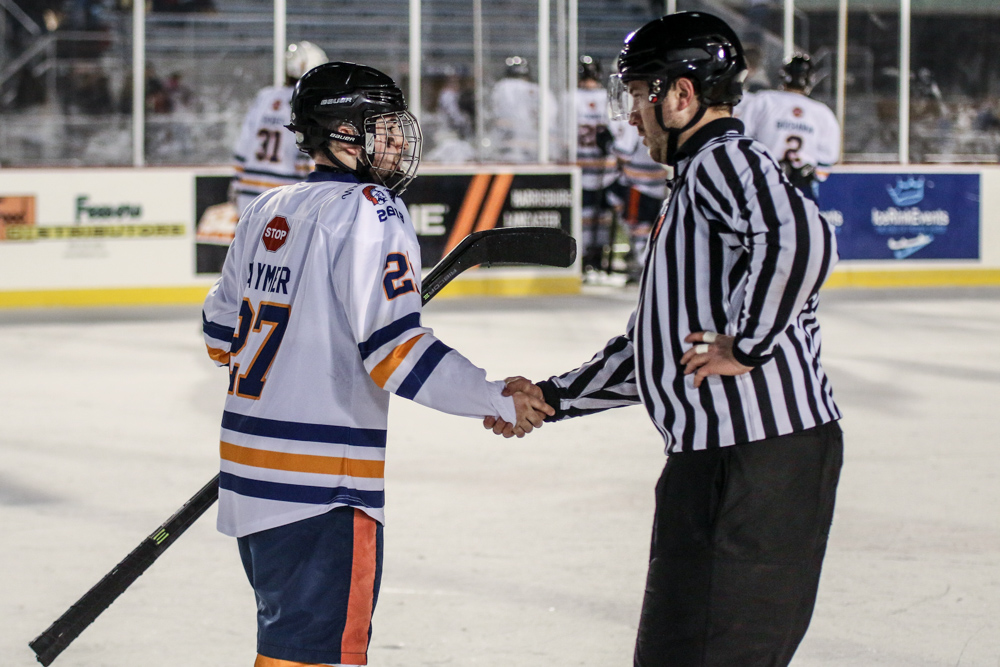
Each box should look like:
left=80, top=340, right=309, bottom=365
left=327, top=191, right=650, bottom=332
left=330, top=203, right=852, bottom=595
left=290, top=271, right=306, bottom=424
left=202, top=62, right=553, bottom=667
left=231, top=41, right=329, bottom=216
left=490, top=13, right=842, bottom=666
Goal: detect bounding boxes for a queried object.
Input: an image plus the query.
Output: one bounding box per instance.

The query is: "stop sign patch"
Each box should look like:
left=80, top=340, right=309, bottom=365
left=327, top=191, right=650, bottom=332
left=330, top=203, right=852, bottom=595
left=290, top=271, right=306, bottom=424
left=262, top=216, right=289, bottom=252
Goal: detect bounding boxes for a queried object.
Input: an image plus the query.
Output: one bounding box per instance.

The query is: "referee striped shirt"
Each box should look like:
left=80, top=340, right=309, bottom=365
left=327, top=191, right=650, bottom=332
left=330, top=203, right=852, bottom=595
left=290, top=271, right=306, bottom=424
left=538, top=118, right=841, bottom=453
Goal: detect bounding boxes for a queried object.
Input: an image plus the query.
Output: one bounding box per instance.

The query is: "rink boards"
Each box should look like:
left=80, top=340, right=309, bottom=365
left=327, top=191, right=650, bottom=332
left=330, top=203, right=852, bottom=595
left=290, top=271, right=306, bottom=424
left=1, top=164, right=999, bottom=308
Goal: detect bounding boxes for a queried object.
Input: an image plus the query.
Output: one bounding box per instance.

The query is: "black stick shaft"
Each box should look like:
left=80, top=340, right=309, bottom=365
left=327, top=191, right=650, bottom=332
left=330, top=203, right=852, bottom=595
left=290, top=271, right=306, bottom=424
left=29, top=476, right=220, bottom=666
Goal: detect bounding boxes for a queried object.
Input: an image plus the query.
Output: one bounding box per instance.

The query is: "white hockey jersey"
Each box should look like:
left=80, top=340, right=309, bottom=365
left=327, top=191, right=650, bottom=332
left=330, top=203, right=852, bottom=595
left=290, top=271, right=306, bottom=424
left=736, top=89, right=841, bottom=172
left=232, top=85, right=313, bottom=214
left=488, top=77, right=558, bottom=162
left=202, top=170, right=517, bottom=537
left=575, top=86, right=621, bottom=191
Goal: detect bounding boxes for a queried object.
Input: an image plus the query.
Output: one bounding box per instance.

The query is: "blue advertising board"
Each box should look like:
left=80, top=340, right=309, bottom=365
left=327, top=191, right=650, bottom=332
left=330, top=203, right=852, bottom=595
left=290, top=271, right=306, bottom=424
left=817, top=173, right=980, bottom=260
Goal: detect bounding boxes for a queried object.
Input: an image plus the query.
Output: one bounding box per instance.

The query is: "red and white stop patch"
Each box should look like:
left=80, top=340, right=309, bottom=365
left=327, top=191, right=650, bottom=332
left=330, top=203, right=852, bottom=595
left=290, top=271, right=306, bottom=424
left=262, top=216, right=289, bottom=252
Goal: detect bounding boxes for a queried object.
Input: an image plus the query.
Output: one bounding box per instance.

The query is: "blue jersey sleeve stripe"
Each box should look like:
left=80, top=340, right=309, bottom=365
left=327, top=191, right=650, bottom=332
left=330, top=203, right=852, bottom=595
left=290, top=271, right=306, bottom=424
left=395, top=340, right=452, bottom=400
left=220, top=472, right=385, bottom=507
left=222, top=411, right=387, bottom=448
left=358, top=312, right=421, bottom=361
left=203, top=313, right=235, bottom=342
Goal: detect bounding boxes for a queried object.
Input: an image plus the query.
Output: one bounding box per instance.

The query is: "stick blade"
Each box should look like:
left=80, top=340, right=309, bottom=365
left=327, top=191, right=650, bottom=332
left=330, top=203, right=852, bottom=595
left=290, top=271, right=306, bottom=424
left=461, top=226, right=576, bottom=268
left=423, top=227, right=577, bottom=303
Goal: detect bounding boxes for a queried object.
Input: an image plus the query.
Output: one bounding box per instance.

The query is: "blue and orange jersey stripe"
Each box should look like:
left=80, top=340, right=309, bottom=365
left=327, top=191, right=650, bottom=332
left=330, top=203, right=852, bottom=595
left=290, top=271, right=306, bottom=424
left=395, top=340, right=452, bottom=399
left=222, top=411, right=387, bottom=448
left=369, top=334, right=424, bottom=388
left=221, top=441, right=384, bottom=478
left=219, top=472, right=384, bottom=508
left=358, top=312, right=421, bottom=361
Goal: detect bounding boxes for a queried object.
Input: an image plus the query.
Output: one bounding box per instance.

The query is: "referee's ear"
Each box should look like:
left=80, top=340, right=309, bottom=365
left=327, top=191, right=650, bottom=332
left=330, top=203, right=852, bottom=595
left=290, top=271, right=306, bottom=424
left=674, top=78, right=698, bottom=111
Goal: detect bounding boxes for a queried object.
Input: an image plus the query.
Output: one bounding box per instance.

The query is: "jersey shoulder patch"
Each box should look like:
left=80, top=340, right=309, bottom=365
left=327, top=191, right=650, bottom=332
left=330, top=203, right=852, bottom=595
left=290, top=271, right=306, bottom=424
left=361, top=184, right=391, bottom=206
left=350, top=184, right=407, bottom=227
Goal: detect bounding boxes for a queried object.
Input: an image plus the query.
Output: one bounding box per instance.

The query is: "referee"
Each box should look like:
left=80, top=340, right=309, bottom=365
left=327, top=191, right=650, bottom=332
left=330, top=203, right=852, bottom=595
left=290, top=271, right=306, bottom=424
left=491, top=12, right=843, bottom=667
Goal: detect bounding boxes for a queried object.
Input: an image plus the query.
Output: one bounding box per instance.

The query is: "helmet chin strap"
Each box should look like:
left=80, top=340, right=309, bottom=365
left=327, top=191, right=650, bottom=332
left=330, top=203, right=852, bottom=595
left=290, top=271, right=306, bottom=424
left=654, top=100, right=707, bottom=166
left=320, top=136, right=375, bottom=184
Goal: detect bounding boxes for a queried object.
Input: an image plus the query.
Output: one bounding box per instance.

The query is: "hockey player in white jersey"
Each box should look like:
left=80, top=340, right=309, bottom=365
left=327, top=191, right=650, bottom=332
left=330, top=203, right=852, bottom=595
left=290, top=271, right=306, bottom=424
left=231, top=41, right=329, bottom=215
left=195, top=42, right=328, bottom=272
left=611, top=121, right=669, bottom=281
left=737, top=54, right=841, bottom=200
left=575, top=55, right=625, bottom=270
left=488, top=56, right=558, bottom=162
left=202, top=61, right=553, bottom=667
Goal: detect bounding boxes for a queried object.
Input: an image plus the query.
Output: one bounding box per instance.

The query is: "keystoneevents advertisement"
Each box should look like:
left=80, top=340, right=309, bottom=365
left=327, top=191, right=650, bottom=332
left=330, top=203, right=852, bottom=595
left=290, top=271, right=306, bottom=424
left=818, top=173, right=980, bottom=260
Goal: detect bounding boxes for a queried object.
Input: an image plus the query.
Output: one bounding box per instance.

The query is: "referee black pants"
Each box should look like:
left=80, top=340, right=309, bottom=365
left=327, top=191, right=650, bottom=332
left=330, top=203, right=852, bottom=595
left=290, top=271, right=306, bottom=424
left=634, top=421, right=843, bottom=667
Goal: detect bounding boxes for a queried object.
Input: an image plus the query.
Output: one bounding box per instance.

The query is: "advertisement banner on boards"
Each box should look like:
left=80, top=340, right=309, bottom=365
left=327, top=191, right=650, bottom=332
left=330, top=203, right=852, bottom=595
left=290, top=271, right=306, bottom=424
left=403, top=171, right=574, bottom=267
left=0, top=169, right=195, bottom=291
left=194, top=171, right=575, bottom=274
left=818, top=173, right=980, bottom=260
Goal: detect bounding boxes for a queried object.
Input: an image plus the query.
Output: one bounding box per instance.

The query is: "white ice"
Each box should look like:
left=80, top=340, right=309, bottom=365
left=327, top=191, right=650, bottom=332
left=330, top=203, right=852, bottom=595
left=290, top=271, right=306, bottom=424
left=1, top=285, right=998, bottom=666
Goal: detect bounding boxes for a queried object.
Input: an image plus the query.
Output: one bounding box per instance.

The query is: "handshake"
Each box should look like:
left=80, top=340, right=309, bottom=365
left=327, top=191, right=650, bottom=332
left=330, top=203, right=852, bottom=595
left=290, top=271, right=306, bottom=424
left=484, top=376, right=554, bottom=439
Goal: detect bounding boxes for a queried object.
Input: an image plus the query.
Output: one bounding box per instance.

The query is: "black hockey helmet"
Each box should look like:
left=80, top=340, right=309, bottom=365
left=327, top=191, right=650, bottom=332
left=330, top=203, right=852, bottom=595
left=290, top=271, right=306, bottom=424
left=504, top=56, right=531, bottom=79
left=780, top=54, right=814, bottom=93
left=579, top=55, right=602, bottom=82
left=286, top=61, right=422, bottom=194
left=609, top=11, right=747, bottom=119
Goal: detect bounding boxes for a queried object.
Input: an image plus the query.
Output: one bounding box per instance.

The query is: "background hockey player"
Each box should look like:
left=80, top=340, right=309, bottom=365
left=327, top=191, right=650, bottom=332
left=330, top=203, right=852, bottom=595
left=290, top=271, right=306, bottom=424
left=196, top=42, right=330, bottom=273
left=231, top=40, right=329, bottom=215
left=575, top=55, right=623, bottom=271
left=488, top=13, right=842, bottom=667
left=202, top=61, right=553, bottom=667
left=611, top=121, right=668, bottom=282
left=488, top=55, right=557, bottom=162
left=737, top=54, right=841, bottom=201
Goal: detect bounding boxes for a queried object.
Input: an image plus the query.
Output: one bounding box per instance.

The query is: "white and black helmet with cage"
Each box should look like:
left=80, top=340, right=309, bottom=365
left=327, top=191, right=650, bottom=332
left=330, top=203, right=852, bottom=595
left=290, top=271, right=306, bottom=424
left=286, top=61, right=422, bottom=195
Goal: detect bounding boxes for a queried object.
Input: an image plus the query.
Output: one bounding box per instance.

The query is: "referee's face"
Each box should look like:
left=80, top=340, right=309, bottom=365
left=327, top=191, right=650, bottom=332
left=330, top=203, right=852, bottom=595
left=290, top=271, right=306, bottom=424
left=627, top=80, right=670, bottom=164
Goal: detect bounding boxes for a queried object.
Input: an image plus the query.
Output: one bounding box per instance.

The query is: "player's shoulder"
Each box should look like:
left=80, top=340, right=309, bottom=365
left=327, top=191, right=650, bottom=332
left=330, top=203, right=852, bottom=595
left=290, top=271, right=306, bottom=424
left=748, top=88, right=780, bottom=102
left=811, top=98, right=840, bottom=124
left=338, top=182, right=410, bottom=226
left=787, top=91, right=833, bottom=114
left=248, top=85, right=292, bottom=112
left=250, top=85, right=279, bottom=104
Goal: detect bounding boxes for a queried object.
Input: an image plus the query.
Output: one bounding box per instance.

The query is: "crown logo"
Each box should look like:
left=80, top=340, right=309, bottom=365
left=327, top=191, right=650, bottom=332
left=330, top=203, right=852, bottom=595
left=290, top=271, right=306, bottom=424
left=886, top=176, right=925, bottom=207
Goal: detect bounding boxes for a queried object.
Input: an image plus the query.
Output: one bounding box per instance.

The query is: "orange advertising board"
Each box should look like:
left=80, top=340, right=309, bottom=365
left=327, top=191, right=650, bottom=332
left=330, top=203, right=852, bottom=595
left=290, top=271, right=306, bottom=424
left=0, top=196, right=36, bottom=240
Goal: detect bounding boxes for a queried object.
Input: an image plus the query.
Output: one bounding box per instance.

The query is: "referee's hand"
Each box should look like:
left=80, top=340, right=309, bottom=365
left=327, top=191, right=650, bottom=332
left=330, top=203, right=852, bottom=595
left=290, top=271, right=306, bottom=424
left=680, top=331, right=752, bottom=388
left=482, top=377, right=553, bottom=438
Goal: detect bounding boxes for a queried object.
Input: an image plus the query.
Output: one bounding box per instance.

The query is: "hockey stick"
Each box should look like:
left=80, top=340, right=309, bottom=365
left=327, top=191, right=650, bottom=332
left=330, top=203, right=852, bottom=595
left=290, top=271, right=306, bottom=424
left=422, top=226, right=577, bottom=303
left=29, top=226, right=576, bottom=666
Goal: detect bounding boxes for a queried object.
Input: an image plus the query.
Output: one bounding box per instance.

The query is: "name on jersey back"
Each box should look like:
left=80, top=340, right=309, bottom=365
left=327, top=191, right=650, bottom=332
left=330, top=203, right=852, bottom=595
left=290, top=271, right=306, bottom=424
left=247, top=261, right=291, bottom=294
left=775, top=120, right=814, bottom=134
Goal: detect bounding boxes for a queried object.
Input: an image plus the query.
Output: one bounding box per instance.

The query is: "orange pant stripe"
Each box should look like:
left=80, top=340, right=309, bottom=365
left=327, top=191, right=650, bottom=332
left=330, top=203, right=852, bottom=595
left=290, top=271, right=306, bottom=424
left=341, top=509, right=378, bottom=664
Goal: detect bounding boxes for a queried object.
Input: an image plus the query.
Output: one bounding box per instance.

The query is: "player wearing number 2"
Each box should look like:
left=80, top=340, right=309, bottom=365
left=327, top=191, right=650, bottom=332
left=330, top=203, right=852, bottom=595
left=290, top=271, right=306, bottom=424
left=231, top=41, right=329, bottom=216
left=737, top=54, right=841, bottom=201
left=202, top=62, right=553, bottom=667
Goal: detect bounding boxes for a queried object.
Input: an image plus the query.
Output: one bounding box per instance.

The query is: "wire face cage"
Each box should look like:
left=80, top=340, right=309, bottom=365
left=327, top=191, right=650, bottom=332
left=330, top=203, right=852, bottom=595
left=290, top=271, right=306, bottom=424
left=365, top=110, right=422, bottom=194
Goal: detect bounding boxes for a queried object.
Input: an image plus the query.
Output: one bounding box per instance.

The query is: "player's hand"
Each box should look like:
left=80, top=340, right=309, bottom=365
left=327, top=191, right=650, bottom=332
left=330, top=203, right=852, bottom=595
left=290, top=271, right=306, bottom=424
left=679, top=331, right=752, bottom=388
left=483, top=379, right=554, bottom=438
left=482, top=415, right=509, bottom=436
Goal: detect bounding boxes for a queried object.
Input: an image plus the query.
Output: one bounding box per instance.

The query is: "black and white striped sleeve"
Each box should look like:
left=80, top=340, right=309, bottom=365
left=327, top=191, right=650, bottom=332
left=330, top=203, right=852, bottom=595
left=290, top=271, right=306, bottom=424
left=535, top=313, right=642, bottom=421
left=715, top=140, right=837, bottom=367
